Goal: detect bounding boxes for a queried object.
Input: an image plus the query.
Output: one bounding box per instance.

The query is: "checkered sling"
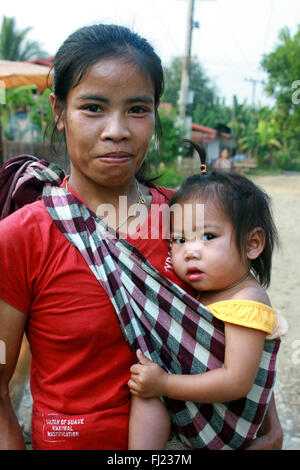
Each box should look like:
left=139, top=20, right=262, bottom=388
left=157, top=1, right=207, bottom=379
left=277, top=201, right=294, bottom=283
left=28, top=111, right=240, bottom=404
left=0, top=155, right=65, bottom=219
left=42, top=183, right=280, bottom=450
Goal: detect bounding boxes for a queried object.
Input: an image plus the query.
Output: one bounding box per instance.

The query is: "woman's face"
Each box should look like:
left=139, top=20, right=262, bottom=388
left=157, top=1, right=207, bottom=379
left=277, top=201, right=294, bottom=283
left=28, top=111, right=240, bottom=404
left=52, top=57, right=155, bottom=188
left=220, top=149, right=229, bottom=160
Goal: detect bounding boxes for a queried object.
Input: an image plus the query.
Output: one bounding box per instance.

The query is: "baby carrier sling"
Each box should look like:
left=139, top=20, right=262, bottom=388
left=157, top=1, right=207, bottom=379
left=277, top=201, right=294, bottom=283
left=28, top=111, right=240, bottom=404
left=0, top=154, right=64, bottom=219
left=0, top=156, right=280, bottom=449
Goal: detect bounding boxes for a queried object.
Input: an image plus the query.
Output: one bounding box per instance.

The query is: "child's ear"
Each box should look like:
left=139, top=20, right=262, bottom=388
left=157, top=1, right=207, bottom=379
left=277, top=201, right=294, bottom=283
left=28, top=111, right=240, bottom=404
left=246, top=227, right=265, bottom=260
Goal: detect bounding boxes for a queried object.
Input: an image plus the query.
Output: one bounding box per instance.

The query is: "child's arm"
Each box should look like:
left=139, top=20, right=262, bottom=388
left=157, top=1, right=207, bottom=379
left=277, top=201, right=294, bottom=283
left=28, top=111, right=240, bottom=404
left=128, top=324, right=266, bottom=403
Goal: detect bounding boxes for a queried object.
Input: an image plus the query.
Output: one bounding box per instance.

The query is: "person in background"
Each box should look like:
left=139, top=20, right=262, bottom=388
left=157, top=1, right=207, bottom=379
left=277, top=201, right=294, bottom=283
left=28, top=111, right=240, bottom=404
left=213, top=147, right=235, bottom=171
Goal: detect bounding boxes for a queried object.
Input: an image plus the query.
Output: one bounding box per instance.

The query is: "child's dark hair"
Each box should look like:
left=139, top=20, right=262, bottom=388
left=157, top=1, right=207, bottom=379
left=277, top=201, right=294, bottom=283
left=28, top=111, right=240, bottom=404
left=169, top=141, right=279, bottom=288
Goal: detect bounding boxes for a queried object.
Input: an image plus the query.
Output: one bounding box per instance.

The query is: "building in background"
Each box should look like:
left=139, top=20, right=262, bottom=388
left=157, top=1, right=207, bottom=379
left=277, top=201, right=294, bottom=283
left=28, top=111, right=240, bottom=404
left=191, top=122, right=232, bottom=164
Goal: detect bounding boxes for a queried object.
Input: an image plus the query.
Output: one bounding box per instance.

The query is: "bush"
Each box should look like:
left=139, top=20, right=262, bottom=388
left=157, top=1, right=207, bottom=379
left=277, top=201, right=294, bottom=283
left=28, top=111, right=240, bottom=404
left=153, top=167, right=184, bottom=189
left=149, top=109, right=183, bottom=170
left=273, top=149, right=300, bottom=171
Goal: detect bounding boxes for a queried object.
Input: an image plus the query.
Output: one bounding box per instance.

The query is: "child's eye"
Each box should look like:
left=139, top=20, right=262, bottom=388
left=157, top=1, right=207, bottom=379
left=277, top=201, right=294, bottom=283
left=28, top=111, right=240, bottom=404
left=203, top=233, right=215, bottom=241
left=172, top=237, right=186, bottom=244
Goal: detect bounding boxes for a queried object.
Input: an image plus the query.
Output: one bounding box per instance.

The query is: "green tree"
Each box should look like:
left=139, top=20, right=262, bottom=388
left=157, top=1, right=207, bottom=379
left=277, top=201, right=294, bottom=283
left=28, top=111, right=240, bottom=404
left=193, top=96, right=232, bottom=129
left=162, top=56, right=231, bottom=129
left=230, top=95, right=252, bottom=152
left=238, top=106, right=269, bottom=161
left=256, top=119, right=281, bottom=165
left=261, top=25, right=300, bottom=169
left=2, top=85, right=52, bottom=141
left=0, top=16, right=48, bottom=61
left=149, top=107, right=183, bottom=170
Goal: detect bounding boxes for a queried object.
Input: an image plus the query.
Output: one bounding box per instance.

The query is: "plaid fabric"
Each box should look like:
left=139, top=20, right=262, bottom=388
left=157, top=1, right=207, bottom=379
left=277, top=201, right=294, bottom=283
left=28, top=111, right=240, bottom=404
left=0, top=155, right=65, bottom=220
left=42, top=183, right=280, bottom=450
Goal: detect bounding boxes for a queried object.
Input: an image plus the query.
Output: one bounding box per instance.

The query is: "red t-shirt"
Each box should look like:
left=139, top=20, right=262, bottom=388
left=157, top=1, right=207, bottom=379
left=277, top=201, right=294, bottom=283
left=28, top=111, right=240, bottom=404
left=0, top=184, right=191, bottom=450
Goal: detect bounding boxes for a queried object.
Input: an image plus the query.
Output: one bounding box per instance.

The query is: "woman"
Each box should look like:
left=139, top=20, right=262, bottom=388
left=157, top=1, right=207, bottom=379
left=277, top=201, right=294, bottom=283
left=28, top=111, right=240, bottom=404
left=212, top=147, right=235, bottom=171
left=0, top=24, right=282, bottom=450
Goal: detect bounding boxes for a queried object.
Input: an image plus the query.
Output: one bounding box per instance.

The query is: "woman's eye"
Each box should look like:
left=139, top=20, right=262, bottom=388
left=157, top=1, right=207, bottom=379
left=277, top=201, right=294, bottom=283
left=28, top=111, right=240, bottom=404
left=203, top=233, right=215, bottom=241
left=129, top=105, right=147, bottom=114
left=85, top=104, right=102, bottom=113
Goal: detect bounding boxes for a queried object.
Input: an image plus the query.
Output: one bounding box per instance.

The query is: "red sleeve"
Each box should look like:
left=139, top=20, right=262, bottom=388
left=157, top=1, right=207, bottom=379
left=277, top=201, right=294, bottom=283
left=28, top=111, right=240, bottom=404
left=0, top=203, right=43, bottom=314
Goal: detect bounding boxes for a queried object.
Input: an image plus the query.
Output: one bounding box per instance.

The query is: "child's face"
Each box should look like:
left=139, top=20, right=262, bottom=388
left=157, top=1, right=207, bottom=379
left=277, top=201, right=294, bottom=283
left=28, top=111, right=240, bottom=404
left=170, top=198, right=250, bottom=292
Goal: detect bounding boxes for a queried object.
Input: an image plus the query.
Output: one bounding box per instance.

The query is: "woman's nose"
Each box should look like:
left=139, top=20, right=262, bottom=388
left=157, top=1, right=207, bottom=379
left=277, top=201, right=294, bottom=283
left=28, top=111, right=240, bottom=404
left=101, top=113, right=131, bottom=141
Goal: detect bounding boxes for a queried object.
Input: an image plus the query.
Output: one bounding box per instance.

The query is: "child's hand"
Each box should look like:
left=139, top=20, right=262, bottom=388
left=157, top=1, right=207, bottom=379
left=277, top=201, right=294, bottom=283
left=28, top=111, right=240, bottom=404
left=128, top=349, right=168, bottom=398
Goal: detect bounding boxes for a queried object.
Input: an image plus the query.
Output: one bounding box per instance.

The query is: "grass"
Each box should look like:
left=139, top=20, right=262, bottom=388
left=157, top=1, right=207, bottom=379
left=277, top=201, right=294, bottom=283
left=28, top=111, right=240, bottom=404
left=243, top=167, right=284, bottom=177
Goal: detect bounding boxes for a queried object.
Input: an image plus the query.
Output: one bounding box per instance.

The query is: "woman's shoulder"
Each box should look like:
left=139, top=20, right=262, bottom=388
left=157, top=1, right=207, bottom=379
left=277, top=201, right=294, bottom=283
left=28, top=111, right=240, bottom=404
left=0, top=200, right=51, bottom=235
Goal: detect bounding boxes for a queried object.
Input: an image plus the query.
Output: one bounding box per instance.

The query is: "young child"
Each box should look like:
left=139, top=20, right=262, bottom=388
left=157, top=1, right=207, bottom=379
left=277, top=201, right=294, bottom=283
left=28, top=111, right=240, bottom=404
left=127, top=142, right=286, bottom=450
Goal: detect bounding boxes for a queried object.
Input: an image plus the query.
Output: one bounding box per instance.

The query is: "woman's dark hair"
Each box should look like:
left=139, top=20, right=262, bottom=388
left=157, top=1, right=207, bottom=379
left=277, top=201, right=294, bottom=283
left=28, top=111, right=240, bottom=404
left=49, top=23, right=164, bottom=180
left=169, top=141, right=279, bottom=287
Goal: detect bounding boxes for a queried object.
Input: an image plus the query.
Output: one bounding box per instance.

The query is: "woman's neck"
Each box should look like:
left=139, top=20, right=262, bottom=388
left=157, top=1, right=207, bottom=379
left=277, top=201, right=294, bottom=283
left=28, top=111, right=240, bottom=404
left=67, top=172, right=152, bottom=234
left=69, top=174, right=134, bottom=208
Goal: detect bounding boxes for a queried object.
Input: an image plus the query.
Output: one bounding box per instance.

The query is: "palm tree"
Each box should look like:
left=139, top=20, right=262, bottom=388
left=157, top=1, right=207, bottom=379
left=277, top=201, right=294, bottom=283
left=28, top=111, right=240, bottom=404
left=230, top=95, right=252, bottom=152
left=256, top=119, right=281, bottom=165
left=0, top=16, right=48, bottom=61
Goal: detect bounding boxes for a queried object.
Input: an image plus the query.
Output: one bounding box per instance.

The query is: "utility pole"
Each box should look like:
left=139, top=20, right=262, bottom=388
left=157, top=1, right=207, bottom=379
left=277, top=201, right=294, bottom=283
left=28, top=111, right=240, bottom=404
left=178, top=0, right=195, bottom=134
left=245, top=77, right=263, bottom=109
left=178, top=0, right=215, bottom=136
left=231, top=95, right=236, bottom=152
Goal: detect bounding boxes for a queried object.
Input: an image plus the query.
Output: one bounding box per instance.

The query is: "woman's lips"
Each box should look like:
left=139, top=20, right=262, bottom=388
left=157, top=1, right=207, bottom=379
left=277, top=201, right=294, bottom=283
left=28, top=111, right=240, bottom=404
left=186, top=267, right=204, bottom=281
left=97, top=152, right=132, bottom=164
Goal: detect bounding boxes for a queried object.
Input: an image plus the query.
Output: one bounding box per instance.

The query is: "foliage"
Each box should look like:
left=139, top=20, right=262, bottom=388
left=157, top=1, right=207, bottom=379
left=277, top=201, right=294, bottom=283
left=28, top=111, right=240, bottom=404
left=230, top=95, right=252, bottom=152
left=237, top=104, right=282, bottom=165
left=162, top=56, right=232, bottom=129
left=261, top=26, right=300, bottom=105
left=149, top=107, right=184, bottom=170
left=161, top=26, right=300, bottom=172
left=0, top=16, right=48, bottom=60
left=1, top=85, right=52, bottom=140
left=153, top=166, right=184, bottom=189
left=261, top=25, right=300, bottom=170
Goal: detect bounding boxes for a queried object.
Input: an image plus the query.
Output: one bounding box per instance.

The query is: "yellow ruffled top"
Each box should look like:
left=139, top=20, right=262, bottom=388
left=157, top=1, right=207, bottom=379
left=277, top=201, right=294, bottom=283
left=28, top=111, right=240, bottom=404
left=207, top=299, right=277, bottom=334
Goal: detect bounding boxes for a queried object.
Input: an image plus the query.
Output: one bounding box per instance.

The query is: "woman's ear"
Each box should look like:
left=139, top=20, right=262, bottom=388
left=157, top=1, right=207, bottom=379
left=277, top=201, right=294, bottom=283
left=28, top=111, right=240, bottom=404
left=50, top=93, right=65, bottom=132
left=246, top=227, right=265, bottom=260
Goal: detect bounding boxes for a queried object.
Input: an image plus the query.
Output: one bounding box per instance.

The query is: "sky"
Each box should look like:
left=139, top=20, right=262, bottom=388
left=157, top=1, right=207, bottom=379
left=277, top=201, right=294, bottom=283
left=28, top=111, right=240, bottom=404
left=2, top=0, right=300, bottom=108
